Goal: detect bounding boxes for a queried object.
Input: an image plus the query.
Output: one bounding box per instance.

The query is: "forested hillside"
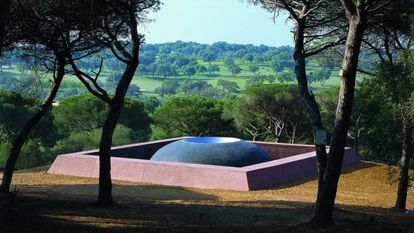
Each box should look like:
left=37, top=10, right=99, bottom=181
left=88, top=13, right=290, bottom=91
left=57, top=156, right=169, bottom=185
left=0, top=41, right=401, bottom=173
left=0, top=41, right=376, bottom=100
left=0, top=0, right=413, bottom=229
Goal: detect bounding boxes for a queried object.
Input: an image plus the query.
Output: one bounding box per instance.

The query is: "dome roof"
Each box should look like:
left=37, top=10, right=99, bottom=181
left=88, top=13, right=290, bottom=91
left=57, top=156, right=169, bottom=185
left=150, top=137, right=272, bottom=167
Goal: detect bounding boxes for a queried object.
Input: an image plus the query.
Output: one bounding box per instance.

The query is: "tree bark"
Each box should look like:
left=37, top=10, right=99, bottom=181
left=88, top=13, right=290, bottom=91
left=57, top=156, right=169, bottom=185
left=352, top=117, right=362, bottom=156
left=0, top=55, right=65, bottom=193
left=292, top=19, right=328, bottom=208
left=395, top=114, right=412, bottom=210
left=311, top=14, right=367, bottom=225
left=97, top=52, right=139, bottom=205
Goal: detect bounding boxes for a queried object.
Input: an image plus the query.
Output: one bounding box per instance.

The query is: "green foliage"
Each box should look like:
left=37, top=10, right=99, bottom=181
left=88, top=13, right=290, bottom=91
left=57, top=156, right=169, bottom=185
left=230, top=84, right=310, bottom=143
left=246, top=74, right=276, bottom=86
left=53, top=94, right=151, bottom=141
left=271, top=55, right=294, bottom=73
left=199, top=50, right=217, bottom=64
left=0, top=90, right=35, bottom=143
left=248, top=64, right=260, bottom=74
left=224, top=58, right=235, bottom=67
left=1, top=41, right=377, bottom=99
left=180, top=80, right=212, bottom=95
left=50, top=125, right=134, bottom=156
left=308, top=68, right=332, bottom=86
left=316, top=87, right=339, bottom=135
left=375, top=61, right=414, bottom=104
left=194, top=64, right=207, bottom=74
left=207, top=64, right=220, bottom=74
left=153, top=96, right=235, bottom=136
left=228, top=65, right=242, bottom=76
left=217, top=79, right=240, bottom=93
left=0, top=142, right=12, bottom=167
left=182, top=65, right=196, bottom=77
left=121, top=99, right=152, bottom=141
left=271, top=59, right=284, bottom=72
left=195, top=87, right=226, bottom=99
left=53, top=95, right=108, bottom=136
left=243, top=54, right=254, bottom=62
left=354, top=82, right=401, bottom=165
left=0, top=90, right=55, bottom=145
left=277, top=72, right=295, bottom=83
left=106, top=72, right=123, bottom=90
left=229, top=97, right=267, bottom=141
left=156, top=64, right=177, bottom=78
left=0, top=41, right=388, bottom=170
left=154, top=80, right=180, bottom=97
left=149, top=125, right=184, bottom=140
left=126, top=84, right=141, bottom=99
left=354, top=60, right=414, bottom=165
left=0, top=140, right=47, bottom=170
left=16, top=139, right=46, bottom=169
left=142, top=96, right=161, bottom=113
left=174, top=57, right=190, bottom=67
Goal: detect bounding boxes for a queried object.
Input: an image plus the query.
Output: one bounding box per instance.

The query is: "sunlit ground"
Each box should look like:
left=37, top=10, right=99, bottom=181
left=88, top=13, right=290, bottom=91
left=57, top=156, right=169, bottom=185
left=0, top=161, right=413, bottom=233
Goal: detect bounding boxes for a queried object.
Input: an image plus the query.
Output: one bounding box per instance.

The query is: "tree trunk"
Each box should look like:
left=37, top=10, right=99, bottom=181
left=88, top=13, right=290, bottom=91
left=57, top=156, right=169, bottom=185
left=311, top=16, right=366, bottom=225
left=98, top=56, right=139, bottom=205
left=352, top=117, right=362, bottom=156
left=0, top=55, right=65, bottom=193
left=352, top=130, right=360, bottom=155
left=395, top=115, right=412, bottom=210
left=292, top=19, right=328, bottom=208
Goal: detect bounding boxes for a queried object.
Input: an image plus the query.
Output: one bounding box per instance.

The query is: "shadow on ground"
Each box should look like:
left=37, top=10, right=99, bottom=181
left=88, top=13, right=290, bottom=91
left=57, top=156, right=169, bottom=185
left=0, top=184, right=413, bottom=233
left=0, top=161, right=413, bottom=233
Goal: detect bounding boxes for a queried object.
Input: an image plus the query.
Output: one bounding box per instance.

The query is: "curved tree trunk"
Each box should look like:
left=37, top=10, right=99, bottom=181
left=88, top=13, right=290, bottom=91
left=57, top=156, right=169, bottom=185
left=292, top=19, right=328, bottom=208
left=0, top=55, right=65, bottom=193
left=395, top=114, right=412, bottom=210
left=98, top=56, right=139, bottom=205
left=311, top=16, right=366, bottom=225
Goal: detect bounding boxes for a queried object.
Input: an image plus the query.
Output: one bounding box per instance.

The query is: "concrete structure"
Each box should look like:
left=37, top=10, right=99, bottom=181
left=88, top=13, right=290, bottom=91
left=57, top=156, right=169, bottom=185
left=48, top=137, right=360, bottom=191
left=151, top=137, right=272, bottom=167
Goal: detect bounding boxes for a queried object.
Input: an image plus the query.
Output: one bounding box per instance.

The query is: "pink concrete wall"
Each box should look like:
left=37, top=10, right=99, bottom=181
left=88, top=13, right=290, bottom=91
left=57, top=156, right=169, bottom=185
left=244, top=148, right=360, bottom=190
left=49, top=154, right=249, bottom=191
left=48, top=154, right=99, bottom=178
left=47, top=139, right=360, bottom=191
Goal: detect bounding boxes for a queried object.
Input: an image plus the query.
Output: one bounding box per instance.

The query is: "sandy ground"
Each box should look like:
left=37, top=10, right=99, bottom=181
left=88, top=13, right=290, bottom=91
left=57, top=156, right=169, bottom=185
left=0, top=161, right=413, bottom=233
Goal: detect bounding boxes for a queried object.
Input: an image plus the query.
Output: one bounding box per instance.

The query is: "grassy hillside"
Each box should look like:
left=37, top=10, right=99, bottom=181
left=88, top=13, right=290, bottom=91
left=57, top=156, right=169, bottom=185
left=0, top=64, right=341, bottom=89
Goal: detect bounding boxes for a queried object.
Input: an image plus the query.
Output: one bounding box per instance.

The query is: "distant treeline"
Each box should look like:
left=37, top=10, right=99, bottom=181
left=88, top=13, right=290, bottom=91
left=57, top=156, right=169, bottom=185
left=1, top=41, right=378, bottom=79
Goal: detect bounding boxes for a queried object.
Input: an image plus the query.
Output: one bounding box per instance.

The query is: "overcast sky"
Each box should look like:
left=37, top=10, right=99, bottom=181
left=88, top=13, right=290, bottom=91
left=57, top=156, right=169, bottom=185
left=142, top=0, right=294, bottom=46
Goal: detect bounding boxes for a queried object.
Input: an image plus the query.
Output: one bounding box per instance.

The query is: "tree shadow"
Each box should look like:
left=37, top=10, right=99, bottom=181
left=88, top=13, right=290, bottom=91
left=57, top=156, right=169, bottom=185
left=341, top=161, right=379, bottom=174
left=1, top=161, right=410, bottom=233
left=1, top=190, right=413, bottom=233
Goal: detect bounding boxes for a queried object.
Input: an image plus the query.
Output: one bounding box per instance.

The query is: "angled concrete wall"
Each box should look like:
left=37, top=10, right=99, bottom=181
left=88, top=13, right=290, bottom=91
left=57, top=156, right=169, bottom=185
left=48, top=138, right=360, bottom=191
left=48, top=154, right=250, bottom=191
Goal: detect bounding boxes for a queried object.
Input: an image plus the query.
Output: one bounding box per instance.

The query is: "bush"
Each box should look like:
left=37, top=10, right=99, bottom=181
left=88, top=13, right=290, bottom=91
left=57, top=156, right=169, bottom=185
left=0, top=140, right=47, bottom=170
left=53, top=94, right=151, bottom=141
left=153, top=96, right=235, bottom=137
left=50, top=125, right=134, bottom=157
